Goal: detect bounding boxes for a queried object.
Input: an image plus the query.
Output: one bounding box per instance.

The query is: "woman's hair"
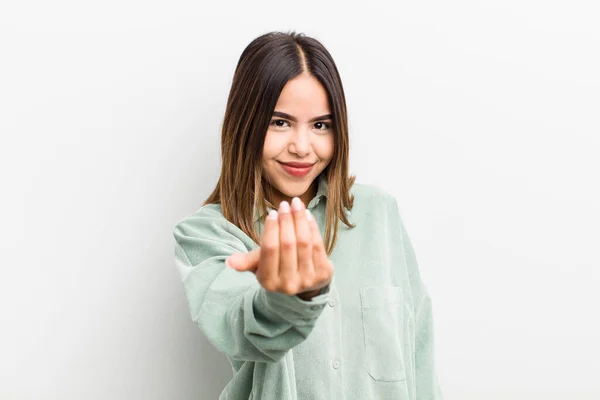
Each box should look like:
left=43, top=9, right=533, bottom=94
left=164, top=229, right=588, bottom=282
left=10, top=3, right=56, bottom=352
left=204, top=30, right=356, bottom=255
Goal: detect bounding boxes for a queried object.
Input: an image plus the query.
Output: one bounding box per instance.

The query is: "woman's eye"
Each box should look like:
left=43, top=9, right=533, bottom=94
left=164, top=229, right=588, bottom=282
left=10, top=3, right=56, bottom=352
left=314, top=121, right=331, bottom=131
left=270, top=119, right=289, bottom=128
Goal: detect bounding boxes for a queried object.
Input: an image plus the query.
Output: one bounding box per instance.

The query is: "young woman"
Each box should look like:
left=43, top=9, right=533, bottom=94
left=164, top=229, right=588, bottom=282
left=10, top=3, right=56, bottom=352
left=173, top=31, right=443, bottom=399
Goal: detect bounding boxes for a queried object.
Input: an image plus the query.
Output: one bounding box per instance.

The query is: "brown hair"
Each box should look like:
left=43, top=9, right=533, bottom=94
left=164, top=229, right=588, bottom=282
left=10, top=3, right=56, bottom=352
left=204, top=30, right=356, bottom=255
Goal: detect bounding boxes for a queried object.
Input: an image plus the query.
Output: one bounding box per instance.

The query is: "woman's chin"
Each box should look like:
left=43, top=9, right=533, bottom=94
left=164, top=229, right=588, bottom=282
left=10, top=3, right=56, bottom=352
left=274, top=186, right=311, bottom=202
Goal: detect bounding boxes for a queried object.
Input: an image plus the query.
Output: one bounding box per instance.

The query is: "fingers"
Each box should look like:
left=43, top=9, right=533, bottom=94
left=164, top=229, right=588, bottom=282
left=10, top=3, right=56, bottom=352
left=227, top=199, right=329, bottom=296
left=257, top=210, right=280, bottom=290
left=306, top=209, right=325, bottom=260
left=291, top=197, right=314, bottom=286
left=278, top=200, right=298, bottom=293
left=226, top=247, right=260, bottom=272
left=307, top=209, right=334, bottom=285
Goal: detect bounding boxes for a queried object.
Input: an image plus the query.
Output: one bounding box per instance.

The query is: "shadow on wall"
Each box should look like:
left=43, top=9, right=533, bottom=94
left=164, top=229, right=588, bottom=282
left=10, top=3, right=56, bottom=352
left=170, top=276, right=232, bottom=397
left=193, top=333, right=232, bottom=398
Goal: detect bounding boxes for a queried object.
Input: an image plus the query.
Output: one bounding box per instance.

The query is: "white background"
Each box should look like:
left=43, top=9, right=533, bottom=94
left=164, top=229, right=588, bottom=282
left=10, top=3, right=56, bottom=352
left=1, top=0, right=599, bottom=399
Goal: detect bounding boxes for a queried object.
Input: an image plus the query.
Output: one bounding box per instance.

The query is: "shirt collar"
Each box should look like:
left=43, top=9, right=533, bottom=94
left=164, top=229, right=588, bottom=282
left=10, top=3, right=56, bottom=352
left=254, top=173, right=329, bottom=222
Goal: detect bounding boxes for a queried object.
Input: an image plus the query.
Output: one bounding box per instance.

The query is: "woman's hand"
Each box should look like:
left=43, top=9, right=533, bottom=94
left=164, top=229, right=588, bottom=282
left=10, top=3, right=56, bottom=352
left=226, top=197, right=334, bottom=300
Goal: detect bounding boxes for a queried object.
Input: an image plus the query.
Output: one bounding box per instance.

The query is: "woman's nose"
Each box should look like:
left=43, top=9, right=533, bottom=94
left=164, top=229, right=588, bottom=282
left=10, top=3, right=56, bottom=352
left=289, top=127, right=311, bottom=157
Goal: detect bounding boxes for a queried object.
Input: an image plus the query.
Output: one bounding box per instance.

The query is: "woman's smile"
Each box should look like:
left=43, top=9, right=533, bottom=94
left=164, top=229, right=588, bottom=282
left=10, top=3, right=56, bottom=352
left=278, top=161, right=315, bottom=178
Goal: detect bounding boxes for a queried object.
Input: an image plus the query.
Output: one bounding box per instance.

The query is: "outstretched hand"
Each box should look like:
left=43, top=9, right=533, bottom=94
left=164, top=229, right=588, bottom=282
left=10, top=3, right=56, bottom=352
left=226, top=198, right=333, bottom=300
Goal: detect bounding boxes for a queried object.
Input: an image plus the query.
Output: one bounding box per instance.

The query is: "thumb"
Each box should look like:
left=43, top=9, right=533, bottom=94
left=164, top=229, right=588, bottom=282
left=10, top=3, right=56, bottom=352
left=226, top=248, right=260, bottom=272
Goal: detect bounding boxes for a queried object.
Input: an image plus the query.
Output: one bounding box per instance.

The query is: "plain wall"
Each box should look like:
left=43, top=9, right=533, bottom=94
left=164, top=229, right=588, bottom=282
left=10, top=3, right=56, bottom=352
left=1, top=0, right=599, bottom=398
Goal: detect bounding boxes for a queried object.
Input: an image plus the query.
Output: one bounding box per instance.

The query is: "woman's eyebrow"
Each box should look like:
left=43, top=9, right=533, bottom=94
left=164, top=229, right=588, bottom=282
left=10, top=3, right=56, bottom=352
left=272, top=111, right=333, bottom=122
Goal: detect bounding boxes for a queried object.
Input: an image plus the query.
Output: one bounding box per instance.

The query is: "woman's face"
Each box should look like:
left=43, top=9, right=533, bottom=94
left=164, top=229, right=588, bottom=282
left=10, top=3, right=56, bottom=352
left=262, top=73, right=335, bottom=207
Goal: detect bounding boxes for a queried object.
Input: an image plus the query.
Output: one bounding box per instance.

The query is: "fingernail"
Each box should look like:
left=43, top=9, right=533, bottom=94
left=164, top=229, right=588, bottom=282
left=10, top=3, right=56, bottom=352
left=279, top=201, right=290, bottom=213
left=291, top=197, right=302, bottom=211
left=268, top=210, right=278, bottom=220
left=305, top=209, right=314, bottom=221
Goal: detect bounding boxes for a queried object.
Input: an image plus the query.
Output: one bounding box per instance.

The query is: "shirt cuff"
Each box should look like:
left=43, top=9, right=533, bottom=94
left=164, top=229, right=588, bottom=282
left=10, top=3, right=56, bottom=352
left=255, top=286, right=331, bottom=325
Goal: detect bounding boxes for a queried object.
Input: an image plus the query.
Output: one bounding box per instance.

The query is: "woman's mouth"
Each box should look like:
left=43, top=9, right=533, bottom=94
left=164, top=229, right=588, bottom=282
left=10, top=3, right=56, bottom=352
left=278, top=161, right=314, bottom=178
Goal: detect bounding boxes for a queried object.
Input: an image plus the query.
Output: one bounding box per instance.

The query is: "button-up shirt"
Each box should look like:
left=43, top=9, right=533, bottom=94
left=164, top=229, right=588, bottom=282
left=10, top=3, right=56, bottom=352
left=173, top=175, right=443, bottom=399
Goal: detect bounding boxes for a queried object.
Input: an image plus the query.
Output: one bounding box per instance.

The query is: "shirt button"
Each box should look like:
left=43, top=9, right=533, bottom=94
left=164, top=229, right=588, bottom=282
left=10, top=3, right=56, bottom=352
left=328, top=299, right=337, bottom=307
left=332, top=359, right=341, bottom=369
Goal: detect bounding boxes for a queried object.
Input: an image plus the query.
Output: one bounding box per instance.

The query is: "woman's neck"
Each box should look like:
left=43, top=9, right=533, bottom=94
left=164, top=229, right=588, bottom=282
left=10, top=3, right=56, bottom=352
left=268, top=179, right=317, bottom=208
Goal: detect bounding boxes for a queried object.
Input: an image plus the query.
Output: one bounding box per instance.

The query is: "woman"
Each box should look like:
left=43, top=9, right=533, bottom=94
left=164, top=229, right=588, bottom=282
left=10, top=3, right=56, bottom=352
left=173, top=31, right=443, bottom=399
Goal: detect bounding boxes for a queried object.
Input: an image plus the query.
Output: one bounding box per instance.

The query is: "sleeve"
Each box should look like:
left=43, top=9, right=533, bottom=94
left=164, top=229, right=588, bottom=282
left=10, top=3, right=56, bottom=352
left=391, top=198, right=444, bottom=400
left=173, top=211, right=331, bottom=363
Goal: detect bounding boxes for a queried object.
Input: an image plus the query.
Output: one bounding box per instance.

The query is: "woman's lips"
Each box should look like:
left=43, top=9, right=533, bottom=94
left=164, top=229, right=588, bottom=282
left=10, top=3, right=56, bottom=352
left=279, top=162, right=314, bottom=177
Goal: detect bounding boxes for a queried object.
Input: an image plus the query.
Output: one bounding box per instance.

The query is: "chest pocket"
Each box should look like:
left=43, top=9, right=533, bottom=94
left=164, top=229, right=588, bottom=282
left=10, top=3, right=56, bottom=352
left=360, top=285, right=409, bottom=382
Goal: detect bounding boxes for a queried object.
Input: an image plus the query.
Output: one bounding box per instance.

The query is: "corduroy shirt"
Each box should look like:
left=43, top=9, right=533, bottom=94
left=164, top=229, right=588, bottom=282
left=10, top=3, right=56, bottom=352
left=173, top=175, right=443, bottom=399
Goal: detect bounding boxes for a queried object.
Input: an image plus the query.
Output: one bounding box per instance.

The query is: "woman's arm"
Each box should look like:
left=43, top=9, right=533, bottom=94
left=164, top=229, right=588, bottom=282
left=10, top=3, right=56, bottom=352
left=391, top=197, right=444, bottom=399
left=412, top=281, right=444, bottom=399
left=173, top=211, right=330, bottom=364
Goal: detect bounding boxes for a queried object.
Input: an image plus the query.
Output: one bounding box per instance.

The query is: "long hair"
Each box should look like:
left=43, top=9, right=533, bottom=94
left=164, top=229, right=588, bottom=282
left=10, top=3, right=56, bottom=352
left=204, top=30, right=355, bottom=255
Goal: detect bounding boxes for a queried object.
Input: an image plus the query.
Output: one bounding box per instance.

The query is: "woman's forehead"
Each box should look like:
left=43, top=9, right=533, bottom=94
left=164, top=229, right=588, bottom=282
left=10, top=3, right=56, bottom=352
left=274, top=80, right=331, bottom=118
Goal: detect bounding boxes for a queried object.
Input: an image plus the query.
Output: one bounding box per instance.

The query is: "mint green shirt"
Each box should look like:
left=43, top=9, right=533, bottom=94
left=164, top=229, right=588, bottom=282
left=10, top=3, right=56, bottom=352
left=173, top=175, right=443, bottom=399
